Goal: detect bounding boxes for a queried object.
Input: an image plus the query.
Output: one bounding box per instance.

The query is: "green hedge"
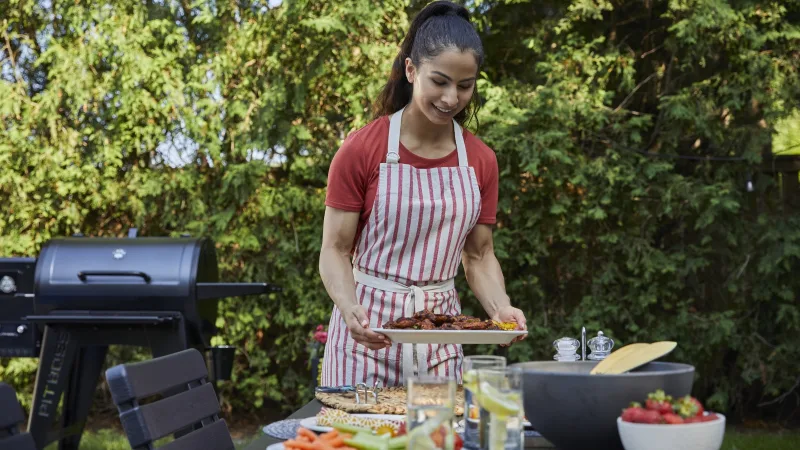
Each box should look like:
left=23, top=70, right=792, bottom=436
left=1, top=0, right=799, bottom=423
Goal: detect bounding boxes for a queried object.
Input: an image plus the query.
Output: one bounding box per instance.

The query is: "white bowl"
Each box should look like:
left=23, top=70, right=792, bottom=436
left=617, top=413, right=726, bottom=450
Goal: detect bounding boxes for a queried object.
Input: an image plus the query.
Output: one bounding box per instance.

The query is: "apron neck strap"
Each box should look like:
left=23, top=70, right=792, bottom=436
left=452, top=121, right=468, bottom=167
left=386, top=107, right=403, bottom=164
left=387, top=107, right=469, bottom=167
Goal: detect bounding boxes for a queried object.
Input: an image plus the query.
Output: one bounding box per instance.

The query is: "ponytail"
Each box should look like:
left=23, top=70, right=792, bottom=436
left=373, top=1, right=484, bottom=126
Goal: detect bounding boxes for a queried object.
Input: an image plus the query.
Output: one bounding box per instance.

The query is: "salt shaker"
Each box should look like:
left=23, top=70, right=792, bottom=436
left=553, top=337, right=581, bottom=361
left=587, top=331, right=614, bottom=361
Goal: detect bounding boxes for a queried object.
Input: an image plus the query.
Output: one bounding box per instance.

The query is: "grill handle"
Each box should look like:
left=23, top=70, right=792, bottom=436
left=77, top=271, right=152, bottom=283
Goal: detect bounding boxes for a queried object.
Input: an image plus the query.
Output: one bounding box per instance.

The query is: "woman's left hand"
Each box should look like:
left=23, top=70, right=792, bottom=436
left=492, top=305, right=528, bottom=344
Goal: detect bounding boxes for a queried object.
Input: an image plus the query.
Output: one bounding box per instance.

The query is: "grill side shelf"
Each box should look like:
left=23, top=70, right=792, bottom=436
left=195, top=282, right=282, bottom=300
left=23, top=314, right=178, bottom=325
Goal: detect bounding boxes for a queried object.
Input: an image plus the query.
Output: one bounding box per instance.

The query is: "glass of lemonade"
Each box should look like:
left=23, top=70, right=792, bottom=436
left=407, top=375, right=457, bottom=449
left=462, top=356, right=507, bottom=450
left=476, top=368, right=524, bottom=450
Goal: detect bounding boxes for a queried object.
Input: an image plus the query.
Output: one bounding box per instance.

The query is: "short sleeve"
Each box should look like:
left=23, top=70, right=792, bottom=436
left=325, top=134, right=368, bottom=212
left=477, top=150, right=498, bottom=225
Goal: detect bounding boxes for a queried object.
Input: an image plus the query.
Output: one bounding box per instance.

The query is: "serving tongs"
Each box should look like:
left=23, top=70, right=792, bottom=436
left=315, top=381, right=382, bottom=404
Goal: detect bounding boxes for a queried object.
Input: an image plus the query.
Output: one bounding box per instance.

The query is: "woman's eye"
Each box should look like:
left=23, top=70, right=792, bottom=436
left=432, top=80, right=446, bottom=86
left=458, top=84, right=473, bottom=90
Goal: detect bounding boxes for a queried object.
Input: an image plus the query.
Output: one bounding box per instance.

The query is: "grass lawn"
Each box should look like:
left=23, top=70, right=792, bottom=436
left=44, top=429, right=258, bottom=450
left=722, top=429, right=800, bottom=450
left=48, top=427, right=800, bottom=449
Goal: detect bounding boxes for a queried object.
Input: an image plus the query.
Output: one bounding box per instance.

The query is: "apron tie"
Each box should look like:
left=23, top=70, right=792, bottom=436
left=353, top=268, right=454, bottom=383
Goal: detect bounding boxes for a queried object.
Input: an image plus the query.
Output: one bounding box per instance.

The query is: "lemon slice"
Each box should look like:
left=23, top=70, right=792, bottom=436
left=477, top=382, right=521, bottom=417
left=463, top=370, right=478, bottom=393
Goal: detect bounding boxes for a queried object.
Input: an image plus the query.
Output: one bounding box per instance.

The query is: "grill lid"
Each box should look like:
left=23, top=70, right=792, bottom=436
left=33, top=236, right=279, bottom=314
left=36, top=237, right=210, bottom=298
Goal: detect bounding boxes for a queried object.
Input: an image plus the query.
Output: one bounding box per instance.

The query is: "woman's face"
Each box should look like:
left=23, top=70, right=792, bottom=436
left=406, top=49, right=478, bottom=125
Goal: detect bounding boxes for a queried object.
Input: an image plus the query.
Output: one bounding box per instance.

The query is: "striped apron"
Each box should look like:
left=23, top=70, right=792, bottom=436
left=321, top=107, right=482, bottom=387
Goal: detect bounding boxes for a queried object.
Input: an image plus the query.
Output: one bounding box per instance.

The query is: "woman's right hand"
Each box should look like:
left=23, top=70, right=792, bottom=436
left=342, top=304, right=392, bottom=350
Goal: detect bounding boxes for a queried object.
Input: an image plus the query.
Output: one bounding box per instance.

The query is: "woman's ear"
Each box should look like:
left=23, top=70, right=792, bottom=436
left=405, top=57, right=416, bottom=83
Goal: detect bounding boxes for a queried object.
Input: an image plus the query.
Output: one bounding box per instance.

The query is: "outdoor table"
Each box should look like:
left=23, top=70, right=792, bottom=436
left=244, top=400, right=324, bottom=450
left=245, top=400, right=557, bottom=450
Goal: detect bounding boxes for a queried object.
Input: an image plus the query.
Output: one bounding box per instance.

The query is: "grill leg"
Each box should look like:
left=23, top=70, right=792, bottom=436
left=149, top=322, right=189, bottom=358
left=28, top=326, right=79, bottom=450
left=57, top=345, right=107, bottom=450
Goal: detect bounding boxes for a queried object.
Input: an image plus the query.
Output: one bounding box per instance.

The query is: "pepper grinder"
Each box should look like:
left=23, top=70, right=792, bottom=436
left=587, top=331, right=614, bottom=360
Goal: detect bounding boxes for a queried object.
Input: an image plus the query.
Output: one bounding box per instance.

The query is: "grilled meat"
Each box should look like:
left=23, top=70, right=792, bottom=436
left=419, top=319, right=436, bottom=330
left=383, top=312, right=504, bottom=331
left=383, top=317, right=419, bottom=329
left=460, top=320, right=499, bottom=330
left=453, top=314, right=480, bottom=323
left=413, top=309, right=437, bottom=322
left=431, top=314, right=454, bottom=325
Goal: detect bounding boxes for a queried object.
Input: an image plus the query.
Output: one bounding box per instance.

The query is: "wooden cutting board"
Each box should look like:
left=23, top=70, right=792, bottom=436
left=590, top=341, right=677, bottom=375
left=590, top=343, right=650, bottom=374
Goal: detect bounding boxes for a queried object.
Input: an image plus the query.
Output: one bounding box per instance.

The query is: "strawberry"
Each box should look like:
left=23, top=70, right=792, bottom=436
left=701, top=413, right=719, bottom=422
left=645, top=389, right=673, bottom=414
left=689, top=397, right=705, bottom=416
left=640, top=409, right=663, bottom=424
left=621, top=406, right=646, bottom=423
left=684, top=416, right=704, bottom=424
left=673, top=395, right=704, bottom=419
left=661, top=413, right=684, bottom=424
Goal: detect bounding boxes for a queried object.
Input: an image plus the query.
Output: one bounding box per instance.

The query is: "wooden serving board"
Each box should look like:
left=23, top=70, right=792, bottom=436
left=592, top=341, right=677, bottom=375
left=315, top=386, right=465, bottom=416
left=590, top=343, right=650, bottom=374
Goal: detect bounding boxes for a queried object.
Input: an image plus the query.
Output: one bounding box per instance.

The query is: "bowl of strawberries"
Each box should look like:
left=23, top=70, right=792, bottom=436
left=617, top=389, right=725, bottom=450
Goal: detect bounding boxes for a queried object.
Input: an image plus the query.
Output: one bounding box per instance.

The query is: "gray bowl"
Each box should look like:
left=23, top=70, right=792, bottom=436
left=511, top=361, right=695, bottom=450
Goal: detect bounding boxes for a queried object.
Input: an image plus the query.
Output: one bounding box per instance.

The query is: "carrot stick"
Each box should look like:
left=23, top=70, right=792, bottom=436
left=297, top=427, right=319, bottom=441
left=311, top=440, right=335, bottom=450
left=283, top=439, right=315, bottom=449
left=320, top=429, right=339, bottom=440
left=326, top=436, right=346, bottom=447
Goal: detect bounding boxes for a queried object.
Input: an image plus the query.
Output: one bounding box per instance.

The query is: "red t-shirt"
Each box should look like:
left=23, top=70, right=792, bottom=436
left=325, top=116, right=498, bottom=247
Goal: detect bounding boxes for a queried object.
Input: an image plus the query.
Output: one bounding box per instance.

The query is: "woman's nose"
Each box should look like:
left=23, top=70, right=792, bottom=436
left=441, top=90, right=458, bottom=108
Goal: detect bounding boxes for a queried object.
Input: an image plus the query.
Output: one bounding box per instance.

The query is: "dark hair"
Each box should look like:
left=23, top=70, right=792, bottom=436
left=373, top=1, right=484, bottom=126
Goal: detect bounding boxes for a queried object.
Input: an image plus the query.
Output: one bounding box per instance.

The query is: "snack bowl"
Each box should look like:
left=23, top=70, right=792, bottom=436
left=511, top=361, right=695, bottom=450
left=617, top=412, right=725, bottom=450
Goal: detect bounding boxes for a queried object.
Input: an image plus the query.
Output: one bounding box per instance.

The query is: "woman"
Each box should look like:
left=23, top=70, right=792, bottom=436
left=319, top=0, right=526, bottom=388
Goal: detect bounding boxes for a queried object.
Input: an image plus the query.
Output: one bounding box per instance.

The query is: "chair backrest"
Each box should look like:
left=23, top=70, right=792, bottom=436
left=105, top=348, right=235, bottom=450
left=0, top=383, right=37, bottom=450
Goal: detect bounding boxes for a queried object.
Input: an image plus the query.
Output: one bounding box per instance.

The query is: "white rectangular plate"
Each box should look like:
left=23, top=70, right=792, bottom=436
left=373, top=328, right=527, bottom=345
left=299, top=414, right=404, bottom=433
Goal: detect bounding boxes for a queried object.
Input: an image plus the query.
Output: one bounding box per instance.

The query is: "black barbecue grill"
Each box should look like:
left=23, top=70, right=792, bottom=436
left=0, top=232, right=279, bottom=450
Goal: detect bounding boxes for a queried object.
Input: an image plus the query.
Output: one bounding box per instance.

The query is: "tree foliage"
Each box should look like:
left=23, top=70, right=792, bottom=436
left=1, top=0, right=799, bottom=422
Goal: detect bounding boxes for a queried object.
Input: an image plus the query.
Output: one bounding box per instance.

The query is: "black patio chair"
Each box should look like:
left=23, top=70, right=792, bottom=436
left=0, top=382, right=36, bottom=450
left=105, top=348, right=235, bottom=450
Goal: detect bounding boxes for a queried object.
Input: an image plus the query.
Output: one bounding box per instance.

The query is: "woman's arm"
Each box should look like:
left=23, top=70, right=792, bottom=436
left=319, top=206, right=390, bottom=350
left=462, top=224, right=527, bottom=340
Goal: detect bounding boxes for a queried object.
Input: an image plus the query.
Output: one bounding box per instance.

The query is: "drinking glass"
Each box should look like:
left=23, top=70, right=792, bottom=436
left=406, top=375, right=457, bottom=449
left=476, top=368, right=524, bottom=450
left=462, top=356, right=507, bottom=450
